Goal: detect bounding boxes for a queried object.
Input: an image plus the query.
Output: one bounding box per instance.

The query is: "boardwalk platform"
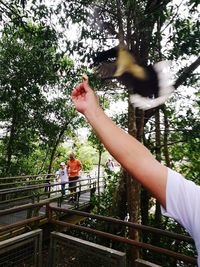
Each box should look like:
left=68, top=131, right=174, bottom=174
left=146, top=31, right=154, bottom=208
left=0, top=191, right=92, bottom=226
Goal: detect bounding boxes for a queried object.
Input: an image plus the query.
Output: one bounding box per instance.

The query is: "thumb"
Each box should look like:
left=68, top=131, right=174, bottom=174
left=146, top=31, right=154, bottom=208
left=82, top=75, right=93, bottom=93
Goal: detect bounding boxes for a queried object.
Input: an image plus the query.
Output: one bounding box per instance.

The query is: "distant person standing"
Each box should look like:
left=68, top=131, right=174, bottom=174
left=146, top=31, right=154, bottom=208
left=58, top=162, right=68, bottom=195
left=106, top=158, right=115, bottom=173
left=54, top=170, right=61, bottom=193
left=67, top=152, right=82, bottom=202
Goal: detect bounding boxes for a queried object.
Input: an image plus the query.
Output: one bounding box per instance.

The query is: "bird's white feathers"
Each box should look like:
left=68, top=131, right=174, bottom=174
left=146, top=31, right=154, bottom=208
left=130, top=61, right=174, bottom=110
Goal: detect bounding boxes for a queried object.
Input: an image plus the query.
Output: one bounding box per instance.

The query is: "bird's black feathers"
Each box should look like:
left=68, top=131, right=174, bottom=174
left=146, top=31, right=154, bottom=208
left=93, top=46, right=119, bottom=64
left=93, top=47, right=174, bottom=110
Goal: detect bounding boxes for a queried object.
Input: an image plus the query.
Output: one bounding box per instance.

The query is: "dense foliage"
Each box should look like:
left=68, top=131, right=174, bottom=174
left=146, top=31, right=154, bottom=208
left=0, top=0, right=199, bottom=266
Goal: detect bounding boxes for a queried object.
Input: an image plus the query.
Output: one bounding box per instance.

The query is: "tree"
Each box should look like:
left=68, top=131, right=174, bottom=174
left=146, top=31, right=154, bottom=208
left=60, top=0, right=199, bottom=262
left=0, top=0, right=199, bottom=264
left=0, top=22, right=82, bottom=176
left=88, top=130, right=105, bottom=200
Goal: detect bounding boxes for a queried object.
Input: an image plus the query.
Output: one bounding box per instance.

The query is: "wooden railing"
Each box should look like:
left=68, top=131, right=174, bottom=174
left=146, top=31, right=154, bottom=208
left=49, top=207, right=197, bottom=266
left=0, top=173, right=197, bottom=266
left=1, top=201, right=196, bottom=265
left=0, top=172, right=103, bottom=238
left=0, top=172, right=103, bottom=207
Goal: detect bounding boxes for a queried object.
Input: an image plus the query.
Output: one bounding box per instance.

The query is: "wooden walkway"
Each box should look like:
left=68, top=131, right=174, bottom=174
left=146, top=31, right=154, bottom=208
left=0, top=191, right=92, bottom=226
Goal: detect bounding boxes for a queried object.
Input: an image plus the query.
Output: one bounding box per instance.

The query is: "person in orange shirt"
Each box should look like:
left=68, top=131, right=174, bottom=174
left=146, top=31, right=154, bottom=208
left=67, top=152, right=82, bottom=202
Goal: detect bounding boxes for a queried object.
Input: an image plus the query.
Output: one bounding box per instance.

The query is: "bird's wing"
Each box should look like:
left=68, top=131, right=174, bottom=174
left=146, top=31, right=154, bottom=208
left=95, top=48, right=147, bottom=81
left=93, top=47, right=119, bottom=64
left=95, top=62, right=117, bottom=79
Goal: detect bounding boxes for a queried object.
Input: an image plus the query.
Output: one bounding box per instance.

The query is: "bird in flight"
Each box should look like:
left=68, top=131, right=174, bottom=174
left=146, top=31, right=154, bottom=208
left=93, top=46, right=174, bottom=110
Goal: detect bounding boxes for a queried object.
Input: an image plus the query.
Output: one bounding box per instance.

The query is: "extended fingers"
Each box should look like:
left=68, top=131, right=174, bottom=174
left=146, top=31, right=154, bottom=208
left=71, top=83, right=85, bottom=97
left=71, top=74, right=93, bottom=99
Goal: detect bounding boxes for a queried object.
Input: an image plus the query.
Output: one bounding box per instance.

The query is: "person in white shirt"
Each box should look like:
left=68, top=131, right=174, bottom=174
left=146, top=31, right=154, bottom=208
left=106, top=158, right=115, bottom=172
left=59, top=162, right=68, bottom=195
left=71, top=78, right=199, bottom=265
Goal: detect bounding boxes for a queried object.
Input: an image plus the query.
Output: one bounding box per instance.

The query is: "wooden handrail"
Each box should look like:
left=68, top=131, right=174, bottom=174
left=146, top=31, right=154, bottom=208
left=0, top=173, right=196, bottom=266
left=50, top=218, right=197, bottom=265
left=49, top=206, right=194, bottom=243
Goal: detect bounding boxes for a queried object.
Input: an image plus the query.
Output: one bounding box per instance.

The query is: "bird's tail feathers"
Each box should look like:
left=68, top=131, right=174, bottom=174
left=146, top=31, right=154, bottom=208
left=130, top=61, right=174, bottom=110
left=130, top=91, right=173, bottom=110
left=154, top=61, right=174, bottom=95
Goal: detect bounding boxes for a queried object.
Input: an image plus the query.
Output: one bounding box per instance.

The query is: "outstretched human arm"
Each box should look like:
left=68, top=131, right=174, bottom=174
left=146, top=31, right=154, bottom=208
left=71, top=80, right=167, bottom=208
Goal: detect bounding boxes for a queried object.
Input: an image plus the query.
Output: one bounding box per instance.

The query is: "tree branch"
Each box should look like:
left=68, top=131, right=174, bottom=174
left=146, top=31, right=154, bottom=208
left=116, top=0, right=125, bottom=44
left=0, top=0, right=21, bottom=18
left=175, top=56, right=200, bottom=88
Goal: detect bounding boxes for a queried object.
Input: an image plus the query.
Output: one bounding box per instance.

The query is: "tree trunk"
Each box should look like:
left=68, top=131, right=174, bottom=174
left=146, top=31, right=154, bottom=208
left=162, top=107, right=171, bottom=168
left=5, top=109, right=17, bottom=175
left=110, top=172, right=127, bottom=219
left=47, top=127, right=67, bottom=175
left=126, top=101, right=141, bottom=261
left=97, top=149, right=102, bottom=213
left=97, top=149, right=102, bottom=197
left=140, top=187, right=150, bottom=250
left=152, top=110, right=162, bottom=245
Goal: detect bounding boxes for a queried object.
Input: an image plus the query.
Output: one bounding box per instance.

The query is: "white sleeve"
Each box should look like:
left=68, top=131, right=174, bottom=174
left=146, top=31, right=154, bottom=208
left=161, top=168, right=200, bottom=243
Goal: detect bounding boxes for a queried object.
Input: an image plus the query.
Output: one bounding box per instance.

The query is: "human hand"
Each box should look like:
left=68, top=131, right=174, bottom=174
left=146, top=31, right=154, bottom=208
left=71, top=76, right=99, bottom=116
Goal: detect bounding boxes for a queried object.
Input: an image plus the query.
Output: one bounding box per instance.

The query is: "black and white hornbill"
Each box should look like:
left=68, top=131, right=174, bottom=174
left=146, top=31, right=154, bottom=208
left=93, top=46, right=174, bottom=110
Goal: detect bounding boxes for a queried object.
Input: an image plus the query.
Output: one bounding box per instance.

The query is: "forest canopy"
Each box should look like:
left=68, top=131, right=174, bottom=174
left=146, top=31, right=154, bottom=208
left=0, top=0, right=199, bottom=265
